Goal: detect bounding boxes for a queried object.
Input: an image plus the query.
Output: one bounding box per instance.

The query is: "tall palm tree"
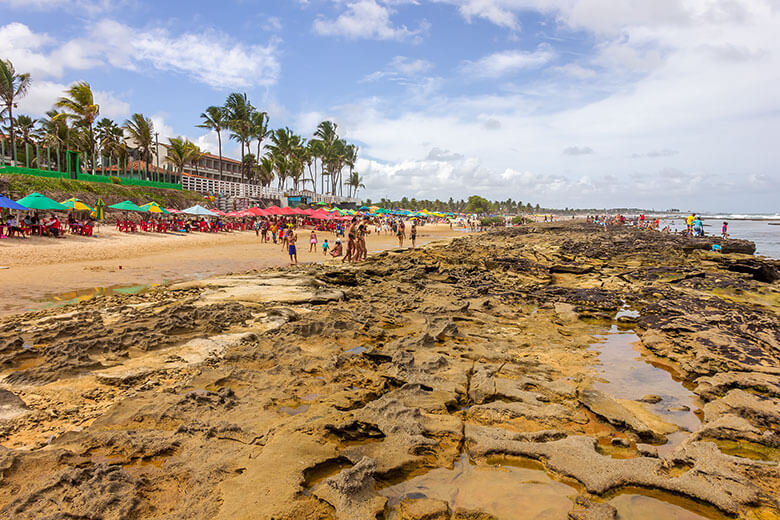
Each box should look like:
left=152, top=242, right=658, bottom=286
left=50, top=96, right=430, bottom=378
left=267, top=127, right=305, bottom=191
left=196, top=105, right=226, bottom=181
left=0, top=59, right=32, bottom=165
left=55, top=81, right=99, bottom=173
left=224, top=92, right=253, bottom=180
left=166, top=136, right=196, bottom=174
left=39, top=110, right=70, bottom=170
left=346, top=170, right=365, bottom=197
left=185, top=140, right=207, bottom=176
left=122, top=113, right=155, bottom=179
left=249, top=110, right=270, bottom=164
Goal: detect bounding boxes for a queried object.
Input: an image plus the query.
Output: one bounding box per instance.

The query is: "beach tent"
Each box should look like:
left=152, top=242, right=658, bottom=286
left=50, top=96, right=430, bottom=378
left=0, top=194, right=29, bottom=211
left=265, top=205, right=282, bottom=214
left=140, top=202, right=170, bottom=215
left=309, top=209, right=333, bottom=219
left=108, top=200, right=146, bottom=212
left=16, top=192, right=68, bottom=211
left=61, top=198, right=94, bottom=212
left=246, top=207, right=268, bottom=217
left=278, top=206, right=297, bottom=216
left=181, top=204, right=217, bottom=216
left=165, top=208, right=180, bottom=214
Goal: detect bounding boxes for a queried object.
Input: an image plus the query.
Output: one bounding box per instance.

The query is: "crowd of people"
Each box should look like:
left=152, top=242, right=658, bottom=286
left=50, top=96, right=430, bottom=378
left=2, top=213, right=74, bottom=238
left=586, top=213, right=730, bottom=239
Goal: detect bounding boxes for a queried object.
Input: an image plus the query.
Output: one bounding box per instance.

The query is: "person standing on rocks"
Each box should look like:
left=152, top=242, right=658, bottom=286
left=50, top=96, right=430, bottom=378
left=722, top=221, right=729, bottom=239
left=397, top=219, right=406, bottom=248
left=410, top=222, right=417, bottom=249
left=357, top=218, right=369, bottom=261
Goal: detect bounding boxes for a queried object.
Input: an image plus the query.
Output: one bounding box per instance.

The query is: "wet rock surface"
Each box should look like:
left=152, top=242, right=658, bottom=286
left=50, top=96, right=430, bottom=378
left=0, top=223, right=778, bottom=519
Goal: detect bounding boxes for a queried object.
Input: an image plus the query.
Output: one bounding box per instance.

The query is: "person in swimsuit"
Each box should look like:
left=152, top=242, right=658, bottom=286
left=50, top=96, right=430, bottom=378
left=357, top=220, right=368, bottom=261
left=396, top=219, right=405, bottom=248
left=721, top=222, right=728, bottom=239
left=329, top=239, right=343, bottom=257
left=343, top=217, right=358, bottom=263
left=309, top=230, right=318, bottom=252
left=410, top=222, right=417, bottom=249
left=287, top=229, right=298, bottom=265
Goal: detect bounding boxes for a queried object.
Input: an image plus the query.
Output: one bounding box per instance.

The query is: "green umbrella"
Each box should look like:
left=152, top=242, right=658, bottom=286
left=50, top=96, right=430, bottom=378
left=93, top=198, right=105, bottom=220
left=16, top=192, right=68, bottom=211
left=61, top=197, right=94, bottom=212
left=139, top=202, right=170, bottom=215
left=108, top=200, right=146, bottom=212
left=315, top=201, right=329, bottom=206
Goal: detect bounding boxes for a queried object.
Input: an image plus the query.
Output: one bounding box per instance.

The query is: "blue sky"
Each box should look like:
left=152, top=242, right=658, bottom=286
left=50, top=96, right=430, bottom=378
left=2, top=0, right=779, bottom=212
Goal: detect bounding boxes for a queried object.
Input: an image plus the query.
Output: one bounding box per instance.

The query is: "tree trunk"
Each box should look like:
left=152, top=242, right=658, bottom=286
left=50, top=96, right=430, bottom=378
left=8, top=104, right=16, bottom=166
left=217, top=129, right=223, bottom=181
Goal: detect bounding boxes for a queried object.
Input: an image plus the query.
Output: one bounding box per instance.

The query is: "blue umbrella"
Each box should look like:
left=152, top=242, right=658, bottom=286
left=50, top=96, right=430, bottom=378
left=0, top=194, right=29, bottom=211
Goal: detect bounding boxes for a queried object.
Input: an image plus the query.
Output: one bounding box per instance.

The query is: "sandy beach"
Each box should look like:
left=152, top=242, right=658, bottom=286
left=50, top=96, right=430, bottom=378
left=0, top=223, right=462, bottom=316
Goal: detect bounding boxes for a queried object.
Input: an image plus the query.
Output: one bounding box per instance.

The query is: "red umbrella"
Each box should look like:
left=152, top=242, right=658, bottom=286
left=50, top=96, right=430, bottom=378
left=166, top=208, right=181, bottom=214
left=292, top=207, right=309, bottom=215
left=279, top=206, right=297, bottom=215
left=211, top=209, right=226, bottom=216
left=302, top=208, right=315, bottom=215
left=265, top=205, right=282, bottom=214
left=310, top=209, right=334, bottom=219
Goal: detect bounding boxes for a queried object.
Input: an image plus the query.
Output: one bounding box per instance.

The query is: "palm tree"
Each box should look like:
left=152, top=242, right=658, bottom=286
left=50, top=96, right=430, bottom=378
left=55, top=81, right=99, bottom=173
left=314, top=121, right=338, bottom=194
left=166, top=136, right=196, bottom=174
left=185, top=140, right=207, bottom=176
left=39, top=110, right=70, bottom=170
left=14, top=115, right=37, bottom=145
left=267, top=127, right=305, bottom=191
left=249, top=109, right=270, bottom=163
left=95, top=117, right=123, bottom=169
left=345, top=170, right=365, bottom=197
left=122, top=113, right=155, bottom=179
left=196, top=105, right=226, bottom=181
left=258, top=155, right=275, bottom=187
left=0, top=59, right=32, bottom=165
left=224, top=92, right=253, bottom=180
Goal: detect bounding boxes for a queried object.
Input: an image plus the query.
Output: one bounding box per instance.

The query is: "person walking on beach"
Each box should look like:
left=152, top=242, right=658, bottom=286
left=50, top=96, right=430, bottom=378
left=342, top=217, right=358, bottom=263
left=410, top=222, right=417, bottom=249
left=309, top=230, right=318, bottom=253
left=322, top=239, right=329, bottom=256
left=686, top=213, right=695, bottom=236
left=357, top=220, right=368, bottom=261
left=287, top=229, right=298, bottom=265
left=396, top=220, right=405, bottom=248
left=722, top=222, right=729, bottom=239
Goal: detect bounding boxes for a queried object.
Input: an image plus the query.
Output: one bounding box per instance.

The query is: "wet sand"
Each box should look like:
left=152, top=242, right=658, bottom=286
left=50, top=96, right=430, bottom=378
left=0, top=223, right=461, bottom=316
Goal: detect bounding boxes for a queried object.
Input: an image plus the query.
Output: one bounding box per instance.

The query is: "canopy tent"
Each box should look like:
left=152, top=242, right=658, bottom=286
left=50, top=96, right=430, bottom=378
left=61, top=198, right=93, bottom=212
left=181, top=205, right=217, bottom=216
left=140, top=202, right=170, bottom=215
left=265, top=205, right=282, bottom=214
left=108, top=200, right=146, bottom=212
left=310, top=209, right=334, bottom=219
left=165, top=208, right=181, bottom=214
left=16, top=192, right=68, bottom=211
left=0, top=194, right=29, bottom=211
left=278, top=206, right=297, bottom=216
left=246, top=207, right=269, bottom=217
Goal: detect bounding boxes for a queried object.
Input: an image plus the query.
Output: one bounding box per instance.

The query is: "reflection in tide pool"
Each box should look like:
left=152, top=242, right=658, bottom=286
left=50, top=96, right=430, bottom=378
left=381, top=454, right=577, bottom=519
left=38, top=283, right=158, bottom=310
left=610, top=493, right=715, bottom=520
left=591, top=325, right=702, bottom=455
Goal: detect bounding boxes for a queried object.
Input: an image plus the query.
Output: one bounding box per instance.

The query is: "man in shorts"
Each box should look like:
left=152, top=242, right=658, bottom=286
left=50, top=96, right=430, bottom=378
left=287, top=229, right=298, bottom=265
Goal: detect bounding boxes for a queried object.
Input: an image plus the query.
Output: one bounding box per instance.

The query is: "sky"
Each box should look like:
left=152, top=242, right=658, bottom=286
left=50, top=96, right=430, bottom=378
left=2, top=0, right=779, bottom=212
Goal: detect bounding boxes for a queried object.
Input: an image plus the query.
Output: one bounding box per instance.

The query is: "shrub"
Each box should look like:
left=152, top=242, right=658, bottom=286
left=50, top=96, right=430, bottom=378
left=110, top=176, right=122, bottom=185
left=480, top=216, right=504, bottom=227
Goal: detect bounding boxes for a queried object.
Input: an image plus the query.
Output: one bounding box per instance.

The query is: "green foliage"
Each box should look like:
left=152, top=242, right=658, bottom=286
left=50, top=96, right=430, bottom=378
left=480, top=216, right=503, bottom=227
left=465, top=195, right=491, bottom=214
left=110, top=176, right=122, bottom=184
left=511, top=216, right=529, bottom=225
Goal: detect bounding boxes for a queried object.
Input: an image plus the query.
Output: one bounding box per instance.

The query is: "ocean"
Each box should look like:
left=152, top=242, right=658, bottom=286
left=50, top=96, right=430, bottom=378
left=656, top=214, right=780, bottom=259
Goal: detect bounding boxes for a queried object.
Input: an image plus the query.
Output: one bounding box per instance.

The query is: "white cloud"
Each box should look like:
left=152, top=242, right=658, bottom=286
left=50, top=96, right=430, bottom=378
left=461, top=44, right=556, bottom=77
left=0, top=0, right=120, bottom=14
left=0, top=20, right=280, bottom=89
left=363, top=56, right=433, bottom=82
left=313, top=0, right=429, bottom=41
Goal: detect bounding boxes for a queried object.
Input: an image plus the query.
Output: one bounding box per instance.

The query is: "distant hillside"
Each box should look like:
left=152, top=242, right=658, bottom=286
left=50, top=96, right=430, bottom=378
left=0, top=173, right=204, bottom=209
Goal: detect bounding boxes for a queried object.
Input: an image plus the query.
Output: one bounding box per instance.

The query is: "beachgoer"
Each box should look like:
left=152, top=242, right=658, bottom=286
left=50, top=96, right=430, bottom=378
left=309, top=230, right=317, bottom=253
left=721, top=222, right=728, bottom=239
left=396, top=220, right=405, bottom=248
left=686, top=213, right=695, bottom=236
left=322, top=239, right=329, bottom=256
left=343, top=217, right=358, bottom=263
left=330, top=239, right=343, bottom=257
left=287, top=229, right=298, bottom=265
left=5, top=216, right=24, bottom=238
left=410, top=222, right=417, bottom=249
left=270, top=222, right=278, bottom=244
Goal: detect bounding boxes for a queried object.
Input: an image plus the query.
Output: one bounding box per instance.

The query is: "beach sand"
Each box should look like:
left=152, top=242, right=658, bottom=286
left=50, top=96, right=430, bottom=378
left=0, top=222, right=462, bottom=316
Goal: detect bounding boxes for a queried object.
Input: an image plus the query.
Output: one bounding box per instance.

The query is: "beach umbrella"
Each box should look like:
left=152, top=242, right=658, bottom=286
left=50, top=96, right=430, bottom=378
left=61, top=198, right=94, bottom=212
left=165, top=208, right=180, bottom=214
left=140, top=202, right=170, bottom=215
left=315, top=201, right=329, bottom=206
left=16, top=192, right=68, bottom=211
left=0, top=194, right=29, bottom=211
left=279, top=206, right=297, bottom=216
left=93, top=198, right=105, bottom=220
left=108, top=200, right=146, bottom=212
left=181, top=204, right=217, bottom=216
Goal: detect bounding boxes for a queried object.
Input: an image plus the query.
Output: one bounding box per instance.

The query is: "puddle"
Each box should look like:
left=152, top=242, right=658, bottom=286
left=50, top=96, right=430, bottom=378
left=609, top=488, right=724, bottom=520
left=591, top=326, right=702, bottom=456
left=344, top=346, right=367, bottom=355
left=380, top=453, right=578, bottom=519
left=279, top=404, right=310, bottom=416
left=36, top=283, right=160, bottom=310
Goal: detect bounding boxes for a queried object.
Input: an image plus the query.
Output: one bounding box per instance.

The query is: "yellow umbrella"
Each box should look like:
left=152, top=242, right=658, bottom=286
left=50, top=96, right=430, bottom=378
left=140, top=202, right=170, bottom=215
left=61, top=198, right=94, bottom=211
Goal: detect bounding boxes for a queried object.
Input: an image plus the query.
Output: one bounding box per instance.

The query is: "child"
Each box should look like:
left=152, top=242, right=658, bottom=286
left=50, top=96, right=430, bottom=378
left=309, top=230, right=318, bottom=253
left=288, top=229, right=298, bottom=265
left=322, top=239, right=329, bottom=256
left=721, top=221, right=729, bottom=239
